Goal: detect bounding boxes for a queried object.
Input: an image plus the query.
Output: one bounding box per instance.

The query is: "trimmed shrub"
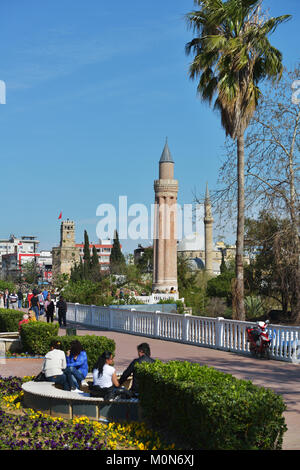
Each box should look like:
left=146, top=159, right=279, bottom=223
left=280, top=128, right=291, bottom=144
left=0, top=309, right=24, bottom=332
left=136, top=360, right=287, bottom=450
left=57, top=335, right=116, bottom=372
left=20, top=322, right=59, bottom=355
left=19, top=322, right=115, bottom=372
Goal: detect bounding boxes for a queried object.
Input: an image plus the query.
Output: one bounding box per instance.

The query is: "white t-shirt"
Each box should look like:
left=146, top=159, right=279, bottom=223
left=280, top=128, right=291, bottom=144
left=42, top=349, right=67, bottom=378
left=93, top=363, right=115, bottom=388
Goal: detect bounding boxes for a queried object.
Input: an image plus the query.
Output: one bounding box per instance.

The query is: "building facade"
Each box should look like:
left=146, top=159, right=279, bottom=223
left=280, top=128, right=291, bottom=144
left=0, top=235, right=39, bottom=280
left=76, top=239, right=116, bottom=271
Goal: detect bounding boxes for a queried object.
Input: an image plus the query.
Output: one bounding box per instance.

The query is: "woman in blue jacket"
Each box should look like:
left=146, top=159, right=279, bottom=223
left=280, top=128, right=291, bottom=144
left=66, top=340, right=88, bottom=391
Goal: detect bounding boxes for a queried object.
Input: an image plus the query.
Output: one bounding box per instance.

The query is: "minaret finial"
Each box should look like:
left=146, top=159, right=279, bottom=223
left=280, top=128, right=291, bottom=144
left=159, top=138, right=174, bottom=163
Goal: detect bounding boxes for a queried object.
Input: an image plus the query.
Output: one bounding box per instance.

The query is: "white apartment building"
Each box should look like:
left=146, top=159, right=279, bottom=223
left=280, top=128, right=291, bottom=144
left=0, top=234, right=39, bottom=280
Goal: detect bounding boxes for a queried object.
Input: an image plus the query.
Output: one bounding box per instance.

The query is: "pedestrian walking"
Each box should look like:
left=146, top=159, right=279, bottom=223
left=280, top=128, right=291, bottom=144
left=3, top=289, right=10, bottom=309
left=9, top=292, right=18, bottom=310
left=44, top=293, right=55, bottom=323
left=17, top=289, right=23, bottom=309
left=56, top=295, right=67, bottom=327
left=30, top=291, right=40, bottom=320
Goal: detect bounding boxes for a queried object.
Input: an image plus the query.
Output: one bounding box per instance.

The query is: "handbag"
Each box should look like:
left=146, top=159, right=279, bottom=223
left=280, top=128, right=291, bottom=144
left=33, top=371, right=46, bottom=382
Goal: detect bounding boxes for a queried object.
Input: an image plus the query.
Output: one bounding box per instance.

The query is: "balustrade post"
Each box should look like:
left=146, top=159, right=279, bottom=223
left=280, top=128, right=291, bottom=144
left=154, top=311, right=161, bottom=338
left=74, top=303, right=79, bottom=325
left=130, top=309, right=136, bottom=333
left=108, top=308, right=113, bottom=330
left=91, top=305, right=95, bottom=326
left=216, top=317, right=224, bottom=349
left=183, top=314, right=191, bottom=343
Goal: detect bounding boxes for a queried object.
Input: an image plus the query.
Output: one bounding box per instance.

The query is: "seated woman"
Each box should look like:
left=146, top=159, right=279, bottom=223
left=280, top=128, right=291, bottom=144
left=66, top=340, right=88, bottom=391
left=42, top=340, right=77, bottom=392
left=18, top=313, right=29, bottom=333
left=90, top=351, right=119, bottom=399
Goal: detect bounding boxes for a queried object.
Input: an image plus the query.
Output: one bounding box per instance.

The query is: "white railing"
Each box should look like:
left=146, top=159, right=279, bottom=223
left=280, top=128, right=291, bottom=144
left=134, top=293, right=181, bottom=304
left=66, top=303, right=300, bottom=363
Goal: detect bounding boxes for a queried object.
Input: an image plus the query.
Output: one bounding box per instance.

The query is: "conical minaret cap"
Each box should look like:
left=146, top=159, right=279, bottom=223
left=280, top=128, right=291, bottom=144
left=159, top=137, right=174, bottom=163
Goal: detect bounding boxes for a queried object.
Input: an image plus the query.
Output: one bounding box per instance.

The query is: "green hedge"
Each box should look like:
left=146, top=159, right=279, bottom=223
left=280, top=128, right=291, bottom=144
left=0, top=309, right=24, bottom=332
left=135, top=360, right=287, bottom=450
left=20, top=322, right=115, bottom=371
left=20, top=322, right=60, bottom=355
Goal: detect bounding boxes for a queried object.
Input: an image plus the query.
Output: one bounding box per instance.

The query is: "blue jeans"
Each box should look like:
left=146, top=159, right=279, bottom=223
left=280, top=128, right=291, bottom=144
left=31, top=306, right=39, bottom=320
left=68, top=367, right=85, bottom=389
left=18, top=300, right=22, bottom=309
left=45, top=369, right=74, bottom=391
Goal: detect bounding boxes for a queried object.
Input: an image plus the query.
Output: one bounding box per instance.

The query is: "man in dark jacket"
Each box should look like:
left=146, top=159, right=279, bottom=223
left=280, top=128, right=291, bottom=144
left=56, top=296, right=67, bottom=327
left=118, top=342, right=155, bottom=395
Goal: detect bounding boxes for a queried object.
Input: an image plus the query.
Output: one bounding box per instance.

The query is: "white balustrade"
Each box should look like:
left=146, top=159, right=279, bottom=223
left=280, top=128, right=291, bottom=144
left=66, top=303, right=300, bottom=363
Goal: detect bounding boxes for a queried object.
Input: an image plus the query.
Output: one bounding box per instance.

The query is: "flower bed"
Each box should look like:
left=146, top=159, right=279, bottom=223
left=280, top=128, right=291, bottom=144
left=1, top=352, right=44, bottom=359
left=0, top=375, right=175, bottom=450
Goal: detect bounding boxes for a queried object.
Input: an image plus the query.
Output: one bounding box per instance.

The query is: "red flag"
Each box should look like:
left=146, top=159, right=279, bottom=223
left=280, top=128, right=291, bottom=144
left=58, top=212, right=62, bottom=219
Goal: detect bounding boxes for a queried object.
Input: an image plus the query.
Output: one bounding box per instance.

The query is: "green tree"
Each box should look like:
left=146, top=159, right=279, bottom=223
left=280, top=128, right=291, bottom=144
left=0, top=280, right=16, bottom=293
left=53, top=273, right=70, bottom=292
left=185, top=0, right=290, bottom=320
left=136, top=246, right=153, bottom=274
left=70, top=258, right=84, bottom=282
left=177, top=255, right=209, bottom=315
left=21, top=260, right=38, bottom=285
left=206, top=270, right=235, bottom=305
left=83, top=230, right=91, bottom=279
left=90, top=245, right=102, bottom=282
left=245, top=212, right=299, bottom=318
left=110, top=230, right=126, bottom=274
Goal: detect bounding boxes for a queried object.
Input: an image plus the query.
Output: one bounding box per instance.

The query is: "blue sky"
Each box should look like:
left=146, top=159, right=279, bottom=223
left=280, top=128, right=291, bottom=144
left=0, top=0, right=299, bottom=254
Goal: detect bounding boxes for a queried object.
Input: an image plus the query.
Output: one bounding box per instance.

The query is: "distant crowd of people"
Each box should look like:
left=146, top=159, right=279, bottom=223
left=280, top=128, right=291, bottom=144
left=2, top=287, right=69, bottom=328
left=41, top=339, right=155, bottom=398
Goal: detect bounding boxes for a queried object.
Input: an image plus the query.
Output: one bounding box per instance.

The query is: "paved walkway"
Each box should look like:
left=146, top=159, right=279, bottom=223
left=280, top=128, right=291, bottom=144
left=1, top=324, right=299, bottom=450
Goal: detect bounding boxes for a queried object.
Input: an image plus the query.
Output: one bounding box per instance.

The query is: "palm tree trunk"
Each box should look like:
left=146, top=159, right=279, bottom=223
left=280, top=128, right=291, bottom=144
left=235, top=132, right=246, bottom=320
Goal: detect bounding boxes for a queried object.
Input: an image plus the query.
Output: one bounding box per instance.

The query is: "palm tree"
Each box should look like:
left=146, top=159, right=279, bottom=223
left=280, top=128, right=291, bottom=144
left=185, top=0, right=290, bottom=320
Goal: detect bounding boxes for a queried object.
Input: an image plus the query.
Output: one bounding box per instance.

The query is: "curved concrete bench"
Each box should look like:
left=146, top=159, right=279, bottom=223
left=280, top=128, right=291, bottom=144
left=22, top=380, right=141, bottom=422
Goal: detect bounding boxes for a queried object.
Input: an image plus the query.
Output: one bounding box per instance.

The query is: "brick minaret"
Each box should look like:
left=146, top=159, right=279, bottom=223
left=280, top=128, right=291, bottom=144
left=204, top=183, right=214, bottom=275
left=152, top=139, right=178, bottom=292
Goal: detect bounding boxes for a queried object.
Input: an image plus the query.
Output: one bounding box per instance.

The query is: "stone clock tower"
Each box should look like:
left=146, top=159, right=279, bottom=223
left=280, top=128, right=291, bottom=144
left=52, top=219, right=80, bottom=280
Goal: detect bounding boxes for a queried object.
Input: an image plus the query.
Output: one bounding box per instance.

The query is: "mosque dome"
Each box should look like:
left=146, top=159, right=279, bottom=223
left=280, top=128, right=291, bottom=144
left=177, top=232, right=205, bottom=252
left=187, top=257, right=205, bottom=271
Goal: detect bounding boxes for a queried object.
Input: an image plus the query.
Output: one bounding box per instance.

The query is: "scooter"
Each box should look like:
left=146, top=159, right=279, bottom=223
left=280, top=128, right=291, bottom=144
left=246, top=320, right=271, bottom=359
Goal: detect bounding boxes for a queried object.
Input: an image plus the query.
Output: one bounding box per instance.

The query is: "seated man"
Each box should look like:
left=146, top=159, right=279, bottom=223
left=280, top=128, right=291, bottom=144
left=118, top=342, right=155, bottom=396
